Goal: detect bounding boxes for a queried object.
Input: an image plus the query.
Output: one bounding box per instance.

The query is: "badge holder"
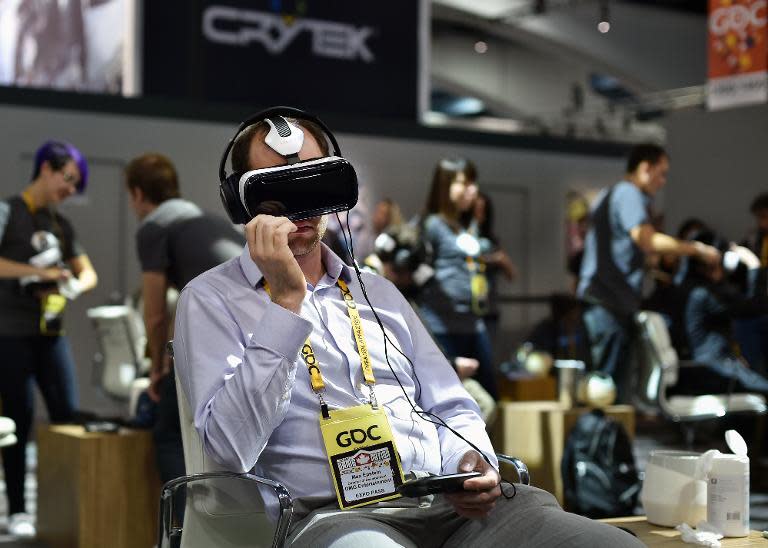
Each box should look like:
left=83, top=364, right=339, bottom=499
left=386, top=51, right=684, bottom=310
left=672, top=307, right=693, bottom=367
left=320, top=403, right=405, bottom=510
left=468, top=259, right=490, bottom=316
left=40, top=294, right=66, bottom=335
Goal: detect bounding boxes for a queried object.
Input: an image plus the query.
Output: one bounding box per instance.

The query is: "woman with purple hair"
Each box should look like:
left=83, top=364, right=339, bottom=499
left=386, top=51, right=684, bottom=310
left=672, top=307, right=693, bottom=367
left=0, top=140, right=98, bottom=537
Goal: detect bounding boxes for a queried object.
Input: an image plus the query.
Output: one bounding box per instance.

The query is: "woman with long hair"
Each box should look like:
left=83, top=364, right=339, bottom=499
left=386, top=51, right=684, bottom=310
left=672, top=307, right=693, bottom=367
left=416, top=158, right=498, bottom=399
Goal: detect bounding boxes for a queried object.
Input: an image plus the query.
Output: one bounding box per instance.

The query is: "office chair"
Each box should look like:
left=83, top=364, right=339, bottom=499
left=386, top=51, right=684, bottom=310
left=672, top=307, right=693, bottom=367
left=635, top=310, right=767, bottom=446
left=158, top=342, right=293, bottom=548
left=0, top=417, right=17, bottom=448
left=87, top=304, right=150, bottom=402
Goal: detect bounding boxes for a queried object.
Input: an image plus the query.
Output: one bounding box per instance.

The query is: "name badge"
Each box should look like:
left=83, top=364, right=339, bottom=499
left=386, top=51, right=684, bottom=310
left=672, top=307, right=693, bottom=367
left=470, top=272, right=489, bottom=316
left=40, top=294, right=66, bottom=335
left=320, top=404, right=405, bottom=510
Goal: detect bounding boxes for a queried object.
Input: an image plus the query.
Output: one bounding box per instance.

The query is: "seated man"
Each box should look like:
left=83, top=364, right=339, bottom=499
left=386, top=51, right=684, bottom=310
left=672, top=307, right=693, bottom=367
left=675, top=230, right=768, bottom=396
left=733, top=193, right=768, bottom=374
left=173, top=109, right=642, bottom=548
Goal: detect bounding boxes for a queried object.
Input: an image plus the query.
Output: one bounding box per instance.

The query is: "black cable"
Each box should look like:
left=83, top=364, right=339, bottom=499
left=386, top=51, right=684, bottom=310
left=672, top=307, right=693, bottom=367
left=334, top=213, right=515, bottom=498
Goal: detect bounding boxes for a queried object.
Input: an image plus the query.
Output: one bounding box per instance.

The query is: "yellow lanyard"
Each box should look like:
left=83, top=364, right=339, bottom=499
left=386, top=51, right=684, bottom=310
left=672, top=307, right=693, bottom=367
left=760, top=235, right=768, bottom=268
left=21, top=191, right=37, bottom=213
left=337, top=278, right=376, bottom=387
left=263, top=277, right=377, bottom=405
left=21, top=192, right=64, bottom=239
left=465, top=256, right=486, bottom=274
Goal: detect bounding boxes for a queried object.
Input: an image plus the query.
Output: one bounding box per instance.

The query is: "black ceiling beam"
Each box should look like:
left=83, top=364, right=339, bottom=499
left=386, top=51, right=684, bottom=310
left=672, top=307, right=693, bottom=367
left=622, top=0, right=706, bottom=15
left=0, top=85, right=631, bottom=158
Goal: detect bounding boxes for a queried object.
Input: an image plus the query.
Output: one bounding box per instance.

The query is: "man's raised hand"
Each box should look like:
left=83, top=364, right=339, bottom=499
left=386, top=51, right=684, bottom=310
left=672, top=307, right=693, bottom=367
left=246, top=215, right=305, bottom=313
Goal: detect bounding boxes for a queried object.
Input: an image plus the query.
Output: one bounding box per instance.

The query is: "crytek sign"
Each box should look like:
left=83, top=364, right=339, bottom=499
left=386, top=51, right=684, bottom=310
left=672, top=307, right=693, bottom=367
left=202, top=6, right=375, bottom=62
left=143, top=0, right=420, bottom=119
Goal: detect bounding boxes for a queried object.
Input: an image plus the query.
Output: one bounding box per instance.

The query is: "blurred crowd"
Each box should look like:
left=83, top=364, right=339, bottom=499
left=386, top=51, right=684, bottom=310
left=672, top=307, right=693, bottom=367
left=326, top=147, right=768, bottom=421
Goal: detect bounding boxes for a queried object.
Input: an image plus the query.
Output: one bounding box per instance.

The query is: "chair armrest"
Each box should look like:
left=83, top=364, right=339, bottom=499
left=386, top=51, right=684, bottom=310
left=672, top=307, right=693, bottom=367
left=495, top=453, right=530, bottom=486
left=159, top=471, right=293, bottom=548
left=0, top=433, right=17, bottom=448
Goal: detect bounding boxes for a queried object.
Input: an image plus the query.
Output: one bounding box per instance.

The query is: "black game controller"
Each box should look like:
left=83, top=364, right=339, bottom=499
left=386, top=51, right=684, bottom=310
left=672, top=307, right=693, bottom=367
left=397, top=471, right=482, bottom=497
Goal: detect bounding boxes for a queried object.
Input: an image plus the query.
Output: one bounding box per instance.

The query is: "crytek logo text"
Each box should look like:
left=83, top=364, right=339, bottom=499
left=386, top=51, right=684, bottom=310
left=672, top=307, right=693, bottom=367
left=202, top=6, right=375, bottom=62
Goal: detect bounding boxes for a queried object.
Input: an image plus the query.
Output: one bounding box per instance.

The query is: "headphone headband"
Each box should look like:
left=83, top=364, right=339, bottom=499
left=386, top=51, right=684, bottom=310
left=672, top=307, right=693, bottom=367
left=219, top=106, right=342, bottom=182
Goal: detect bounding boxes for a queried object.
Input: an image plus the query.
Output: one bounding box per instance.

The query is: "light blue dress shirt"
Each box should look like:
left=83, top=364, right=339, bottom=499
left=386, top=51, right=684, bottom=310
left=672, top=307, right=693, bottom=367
left=173, top=243, right=496, bottom=514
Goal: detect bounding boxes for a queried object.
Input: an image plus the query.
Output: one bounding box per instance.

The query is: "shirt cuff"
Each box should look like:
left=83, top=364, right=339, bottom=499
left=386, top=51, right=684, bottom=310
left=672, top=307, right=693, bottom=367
left=441, top=444, right=498, bottom=475
left=247, top=301, right=313, bottom=360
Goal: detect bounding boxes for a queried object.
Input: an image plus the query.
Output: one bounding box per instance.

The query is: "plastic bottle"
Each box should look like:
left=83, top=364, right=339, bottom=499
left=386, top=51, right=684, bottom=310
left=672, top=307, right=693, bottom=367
left=707, top=430, right=750, bottom=537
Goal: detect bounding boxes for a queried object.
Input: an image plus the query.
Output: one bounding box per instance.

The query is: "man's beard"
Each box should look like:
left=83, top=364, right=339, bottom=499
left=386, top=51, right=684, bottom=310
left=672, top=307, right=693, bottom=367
left=290, top=216, right=328, bottom=257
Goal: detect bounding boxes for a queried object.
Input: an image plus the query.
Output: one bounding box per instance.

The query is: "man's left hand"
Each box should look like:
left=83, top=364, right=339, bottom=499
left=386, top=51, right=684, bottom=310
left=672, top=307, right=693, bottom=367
left=147, top=368, right=165, bottom=402
left=444, top=450, right=501, bottom=519
left=453, top=357, right=479, bottom=380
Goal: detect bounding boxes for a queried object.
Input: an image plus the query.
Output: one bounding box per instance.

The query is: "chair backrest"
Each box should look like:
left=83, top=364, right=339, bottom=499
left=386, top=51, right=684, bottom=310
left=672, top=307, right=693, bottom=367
left=87, top=305, right=149, bottom=399
left=634, top=311, right=680, bottom=407
left=174, top=373, right=278, bottom=548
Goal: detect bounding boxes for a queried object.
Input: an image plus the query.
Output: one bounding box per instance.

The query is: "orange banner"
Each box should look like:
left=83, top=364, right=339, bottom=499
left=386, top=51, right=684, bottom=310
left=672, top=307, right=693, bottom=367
left=708, top=0, right=767, bottom=109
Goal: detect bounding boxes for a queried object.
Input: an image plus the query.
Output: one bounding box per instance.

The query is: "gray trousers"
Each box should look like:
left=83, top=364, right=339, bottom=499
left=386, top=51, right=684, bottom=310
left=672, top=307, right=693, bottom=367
left=287, top=484, right=644, bottom=548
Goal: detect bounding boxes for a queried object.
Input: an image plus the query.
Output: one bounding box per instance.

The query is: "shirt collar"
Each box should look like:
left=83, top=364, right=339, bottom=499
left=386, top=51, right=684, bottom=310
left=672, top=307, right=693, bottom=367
left=239, top=241, right=354, bottom=288
left=139, top=198, right=188, bottom=227
left=619, top=180, right=653, bottom=207
left=20, top=191, right=37, bottom=213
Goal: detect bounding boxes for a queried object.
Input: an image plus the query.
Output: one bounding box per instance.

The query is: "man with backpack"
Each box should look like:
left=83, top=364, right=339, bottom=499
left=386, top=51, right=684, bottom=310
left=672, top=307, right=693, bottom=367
left=577, top=144, right=720, bottom=402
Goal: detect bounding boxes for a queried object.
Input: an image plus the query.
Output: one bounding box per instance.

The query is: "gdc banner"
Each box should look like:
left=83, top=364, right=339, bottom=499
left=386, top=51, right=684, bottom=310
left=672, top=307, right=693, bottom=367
left=707, top=0, right=767, bottom=110
left=143, top=1, right=421, bottom=119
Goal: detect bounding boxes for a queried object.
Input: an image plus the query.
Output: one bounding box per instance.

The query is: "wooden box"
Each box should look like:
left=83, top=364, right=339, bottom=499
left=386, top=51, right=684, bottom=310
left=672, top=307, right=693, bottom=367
left=37, top=425, right=161, bottom=548
left=497, top=374, right=557, bottom=401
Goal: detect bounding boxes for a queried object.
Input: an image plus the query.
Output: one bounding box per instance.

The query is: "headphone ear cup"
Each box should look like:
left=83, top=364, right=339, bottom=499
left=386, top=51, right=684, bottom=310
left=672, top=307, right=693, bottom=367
left=219, top=174, right=250, bottom=224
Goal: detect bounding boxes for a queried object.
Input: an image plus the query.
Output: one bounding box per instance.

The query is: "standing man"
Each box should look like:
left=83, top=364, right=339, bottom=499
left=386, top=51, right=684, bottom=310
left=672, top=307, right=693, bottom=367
left=578, top=144, right=720, bottom=402
left=173, top=110, right=643, bottom=547
left=125, top=153, right=244, bottom=485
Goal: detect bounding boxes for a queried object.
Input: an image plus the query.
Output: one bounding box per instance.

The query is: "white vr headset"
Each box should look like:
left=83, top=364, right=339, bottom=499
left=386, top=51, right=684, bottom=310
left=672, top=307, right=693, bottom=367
left=219, top=107, right=359, bottom=223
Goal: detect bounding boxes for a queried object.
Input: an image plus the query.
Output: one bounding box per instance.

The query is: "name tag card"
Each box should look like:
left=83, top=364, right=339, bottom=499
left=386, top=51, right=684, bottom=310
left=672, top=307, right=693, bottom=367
left=320, top=404, right=405, bottom=509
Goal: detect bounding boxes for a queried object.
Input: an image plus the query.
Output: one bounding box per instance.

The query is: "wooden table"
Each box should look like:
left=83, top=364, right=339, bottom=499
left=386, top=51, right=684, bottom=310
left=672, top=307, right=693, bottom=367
left=491, top=400, right=635, bottom=504
left=601, top=516, right=768, bottom=546
left=36, top=425, right=161, bottom=548
left=497, top=374, right=557, bottom=401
